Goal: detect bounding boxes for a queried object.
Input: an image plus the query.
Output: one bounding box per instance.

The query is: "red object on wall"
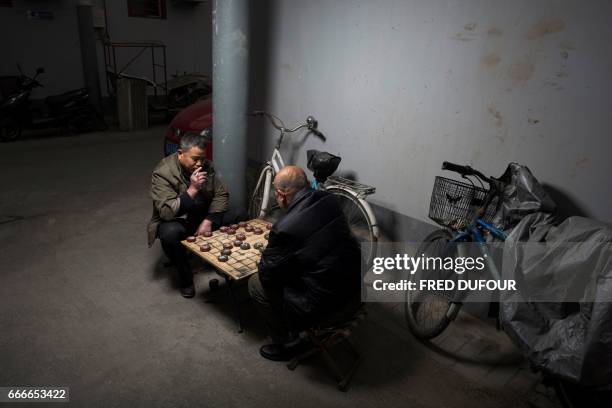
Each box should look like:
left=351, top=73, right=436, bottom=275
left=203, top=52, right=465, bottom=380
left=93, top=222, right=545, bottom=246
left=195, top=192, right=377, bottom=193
left=127, top=0, right=166, bottom=19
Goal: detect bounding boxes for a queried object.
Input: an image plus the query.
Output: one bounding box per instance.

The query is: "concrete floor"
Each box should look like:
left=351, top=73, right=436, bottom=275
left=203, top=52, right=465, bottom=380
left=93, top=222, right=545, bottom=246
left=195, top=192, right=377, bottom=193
left=0, top=128, right=563, bottom=407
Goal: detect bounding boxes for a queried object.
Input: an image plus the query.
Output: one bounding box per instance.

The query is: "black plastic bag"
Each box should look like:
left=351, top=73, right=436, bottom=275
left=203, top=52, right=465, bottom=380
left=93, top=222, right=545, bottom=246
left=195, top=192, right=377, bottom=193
left=307, top=150, right=341, bottom=183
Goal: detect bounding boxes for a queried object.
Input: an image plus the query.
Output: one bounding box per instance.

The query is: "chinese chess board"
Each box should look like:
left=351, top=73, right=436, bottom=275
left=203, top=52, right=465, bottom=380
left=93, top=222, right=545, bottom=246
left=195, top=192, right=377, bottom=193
left=181, top=218, right=271, bottom=280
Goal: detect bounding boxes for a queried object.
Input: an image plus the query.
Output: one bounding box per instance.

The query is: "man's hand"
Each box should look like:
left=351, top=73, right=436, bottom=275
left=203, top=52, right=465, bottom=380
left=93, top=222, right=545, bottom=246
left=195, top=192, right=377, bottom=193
left=195, top=219, right=213, bottom=236
left=187, top=167, right=207, bottom=197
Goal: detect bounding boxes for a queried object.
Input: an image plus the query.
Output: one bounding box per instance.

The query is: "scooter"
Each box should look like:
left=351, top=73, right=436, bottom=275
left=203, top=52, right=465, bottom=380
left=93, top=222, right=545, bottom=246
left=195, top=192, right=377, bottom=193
left=0, top=66, right=106, bottom=142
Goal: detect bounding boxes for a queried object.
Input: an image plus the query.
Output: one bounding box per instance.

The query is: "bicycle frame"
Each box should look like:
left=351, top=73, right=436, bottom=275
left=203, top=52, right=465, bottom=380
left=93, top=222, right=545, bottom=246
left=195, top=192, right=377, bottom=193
left=270, top=147, right=285, bottom=173
left=452, top=219, right=507, bottom=283
left=248, top=111, right=380, bottom=269
left=405, top=161, right=512, bottom=339
left=251, top=112, right=315, bottom=218
left=451, top=219, right=507, bottom=243
left=256, top=148, right=285, bottom=218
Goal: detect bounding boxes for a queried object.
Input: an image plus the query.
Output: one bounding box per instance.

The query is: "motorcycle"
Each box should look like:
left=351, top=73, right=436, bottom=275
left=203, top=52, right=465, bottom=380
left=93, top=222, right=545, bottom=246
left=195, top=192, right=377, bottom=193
left=0, top=66, right=106, bottom=142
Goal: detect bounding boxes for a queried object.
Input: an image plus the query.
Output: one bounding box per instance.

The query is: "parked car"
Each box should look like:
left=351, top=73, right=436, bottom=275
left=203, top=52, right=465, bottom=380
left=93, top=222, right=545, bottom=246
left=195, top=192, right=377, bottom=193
left=164, top=95, right=213, bottom=159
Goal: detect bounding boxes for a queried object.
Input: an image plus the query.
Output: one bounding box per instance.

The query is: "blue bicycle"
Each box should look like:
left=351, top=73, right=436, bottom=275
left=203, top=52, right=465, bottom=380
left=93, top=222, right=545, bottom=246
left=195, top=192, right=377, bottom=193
left=404, top=161, right=508, bottom=339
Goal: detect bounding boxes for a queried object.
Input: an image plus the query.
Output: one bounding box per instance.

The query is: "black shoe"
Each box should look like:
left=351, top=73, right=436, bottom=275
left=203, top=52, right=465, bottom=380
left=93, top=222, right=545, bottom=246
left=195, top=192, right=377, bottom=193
left=180, top=284, right=195, bottom=298
left=259, top=340, right=310, bottom=362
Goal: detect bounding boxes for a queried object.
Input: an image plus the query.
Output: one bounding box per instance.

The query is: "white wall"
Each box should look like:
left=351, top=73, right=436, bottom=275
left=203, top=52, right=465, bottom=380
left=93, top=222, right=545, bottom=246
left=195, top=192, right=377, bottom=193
left=0, top=0, right=213, bottom=98
left=101, top=0, right=212, bottom=87
left=0, top=0, right=84, bottom=98
left=248, top=0, right=612, bottom=225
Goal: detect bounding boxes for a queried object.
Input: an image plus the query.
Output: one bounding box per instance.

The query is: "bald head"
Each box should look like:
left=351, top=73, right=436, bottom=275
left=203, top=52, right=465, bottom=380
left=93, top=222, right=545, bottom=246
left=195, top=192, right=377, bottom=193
left=273, top=166, right=308, bottom=209
left=274, top=166, right=308, bottom=195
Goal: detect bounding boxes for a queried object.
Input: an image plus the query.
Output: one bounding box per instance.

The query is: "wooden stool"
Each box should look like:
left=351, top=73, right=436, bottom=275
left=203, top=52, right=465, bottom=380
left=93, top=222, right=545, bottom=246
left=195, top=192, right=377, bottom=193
left=287, top=305, right=367, bottom=391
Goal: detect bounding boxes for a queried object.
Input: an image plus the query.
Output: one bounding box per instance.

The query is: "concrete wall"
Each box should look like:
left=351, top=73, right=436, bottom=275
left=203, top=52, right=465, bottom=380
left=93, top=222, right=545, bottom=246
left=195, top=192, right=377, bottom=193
left=101, top=0, right=212, bottom=94
left=0, top=0, right=213, bottom=98
left=247, top=0, right=612, bottom=234
left=0, top=0, right=84, bottom=98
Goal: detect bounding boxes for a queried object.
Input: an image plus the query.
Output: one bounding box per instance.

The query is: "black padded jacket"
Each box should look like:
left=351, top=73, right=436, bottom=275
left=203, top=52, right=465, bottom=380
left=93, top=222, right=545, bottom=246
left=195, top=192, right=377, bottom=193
left=258, top=188, right=362, bottom=328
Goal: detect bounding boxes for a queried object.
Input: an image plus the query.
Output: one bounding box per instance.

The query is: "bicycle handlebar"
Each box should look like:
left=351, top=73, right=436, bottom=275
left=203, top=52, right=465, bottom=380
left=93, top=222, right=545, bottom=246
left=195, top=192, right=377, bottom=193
left=442, top=161, right=501, bottom=217
left=442, top=161, right=490, bottom=183
left=442, top=161, right=471, bottom=175
left=310, top=127, right=326, bottom=141
left=248, top=110, right=326, bottom=146
left=442, top=160, right=506, bottom=203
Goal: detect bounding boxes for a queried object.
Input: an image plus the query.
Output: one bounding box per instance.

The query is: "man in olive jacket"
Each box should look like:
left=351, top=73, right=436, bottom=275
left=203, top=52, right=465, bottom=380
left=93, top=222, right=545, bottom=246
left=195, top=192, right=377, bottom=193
left=248, top=166, right=361, bottom=361
left=148, top=133, right=229, bottom=298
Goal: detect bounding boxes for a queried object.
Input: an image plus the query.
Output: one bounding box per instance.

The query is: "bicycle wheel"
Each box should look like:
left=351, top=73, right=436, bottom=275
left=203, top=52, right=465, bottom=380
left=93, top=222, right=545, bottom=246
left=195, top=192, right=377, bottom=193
left=326, top=187, right=377, bottom=268
left=404, top=229, right=461, bottom=339
left=249, top=167, right=272, bottom=219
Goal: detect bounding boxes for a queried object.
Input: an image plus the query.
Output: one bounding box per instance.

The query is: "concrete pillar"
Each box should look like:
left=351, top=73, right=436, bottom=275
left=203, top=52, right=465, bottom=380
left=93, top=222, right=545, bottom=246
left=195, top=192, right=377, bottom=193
left=212, top=0, right=249, bottom=211
left=77, top=1, right=102, bottom=111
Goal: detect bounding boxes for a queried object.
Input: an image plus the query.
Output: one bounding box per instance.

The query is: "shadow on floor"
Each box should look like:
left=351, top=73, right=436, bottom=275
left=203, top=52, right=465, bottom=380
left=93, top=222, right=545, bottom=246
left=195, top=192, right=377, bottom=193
left=288, top=310, right=428, bottom=390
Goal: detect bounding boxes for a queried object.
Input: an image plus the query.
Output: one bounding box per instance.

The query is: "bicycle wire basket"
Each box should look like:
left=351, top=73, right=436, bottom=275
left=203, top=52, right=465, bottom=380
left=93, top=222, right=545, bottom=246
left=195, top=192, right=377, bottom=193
left=428, top=176, right=498, bottom=229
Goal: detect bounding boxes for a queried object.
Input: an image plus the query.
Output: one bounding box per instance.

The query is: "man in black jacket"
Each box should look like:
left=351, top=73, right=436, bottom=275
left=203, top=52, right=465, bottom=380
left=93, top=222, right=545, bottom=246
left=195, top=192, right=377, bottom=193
left=248, top=166, right=362, bottom=361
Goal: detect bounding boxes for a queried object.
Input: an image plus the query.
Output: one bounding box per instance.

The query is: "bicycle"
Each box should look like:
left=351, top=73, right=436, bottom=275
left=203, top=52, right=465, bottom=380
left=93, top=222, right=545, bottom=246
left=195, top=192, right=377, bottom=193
left=248, top=111, right=379, bottom=267
left=404, top=161, right=507, bottom=340
left=404, top=162, right=611, bottom=407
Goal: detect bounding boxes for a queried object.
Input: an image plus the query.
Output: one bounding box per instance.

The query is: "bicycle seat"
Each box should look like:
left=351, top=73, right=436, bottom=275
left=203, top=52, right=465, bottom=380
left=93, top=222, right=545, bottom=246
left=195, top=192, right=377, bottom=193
left=307, top=150, right=341, bottom=183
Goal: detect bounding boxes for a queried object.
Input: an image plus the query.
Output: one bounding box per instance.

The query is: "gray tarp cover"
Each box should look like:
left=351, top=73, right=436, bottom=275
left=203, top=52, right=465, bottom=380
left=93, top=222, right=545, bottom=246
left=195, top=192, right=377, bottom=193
left=499, top=212, right=612, bottom=389
left=489, top=164, right=612, bottom=388
left=491, top=163, right=557, bottom=230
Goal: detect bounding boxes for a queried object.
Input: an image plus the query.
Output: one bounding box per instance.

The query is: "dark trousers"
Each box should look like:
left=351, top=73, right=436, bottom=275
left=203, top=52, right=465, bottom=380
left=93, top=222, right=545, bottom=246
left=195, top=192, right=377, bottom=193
left=248, top=273, right=293, bottom=343
left=158, top=209, right=248, bottom=288
left=158, top=219, right=199, bottom=288
left=248, top=273, right=363, bottom=344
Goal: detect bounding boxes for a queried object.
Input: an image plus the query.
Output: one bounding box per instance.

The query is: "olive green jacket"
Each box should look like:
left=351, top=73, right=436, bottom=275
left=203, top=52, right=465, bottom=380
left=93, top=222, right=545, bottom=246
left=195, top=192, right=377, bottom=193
left=147, top=153, right=229, bottom=246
